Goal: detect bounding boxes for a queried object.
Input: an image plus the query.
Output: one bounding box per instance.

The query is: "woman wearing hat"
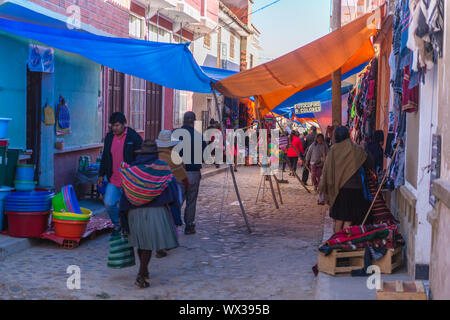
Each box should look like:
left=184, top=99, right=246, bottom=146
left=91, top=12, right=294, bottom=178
left=156, top=130, right=190, bottom=256
left=119, top=140, right=180, bottom=288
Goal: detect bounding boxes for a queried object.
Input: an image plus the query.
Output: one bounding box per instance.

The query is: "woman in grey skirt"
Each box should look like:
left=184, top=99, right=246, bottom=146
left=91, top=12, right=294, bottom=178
left=119, top=141, right=180, bottom=288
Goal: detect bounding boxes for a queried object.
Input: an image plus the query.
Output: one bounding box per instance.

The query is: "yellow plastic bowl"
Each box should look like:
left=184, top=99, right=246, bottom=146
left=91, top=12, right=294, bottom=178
left=52, top=208, right=92, bottom=219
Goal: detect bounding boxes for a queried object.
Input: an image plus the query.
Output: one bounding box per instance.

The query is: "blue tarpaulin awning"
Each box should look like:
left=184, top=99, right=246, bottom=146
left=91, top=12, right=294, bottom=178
left=0, top=17, right=215, bottom=93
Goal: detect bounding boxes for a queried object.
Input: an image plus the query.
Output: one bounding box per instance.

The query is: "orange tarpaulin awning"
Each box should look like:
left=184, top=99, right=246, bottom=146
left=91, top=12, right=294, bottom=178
left=214, top=9, right=381, bottom=116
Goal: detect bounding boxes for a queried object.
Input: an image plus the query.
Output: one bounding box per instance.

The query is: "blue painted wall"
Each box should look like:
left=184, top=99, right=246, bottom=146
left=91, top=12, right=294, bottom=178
left=0, top=31, right=102, bottom=187
left=53, top=50, right=102, bottom=148
left=0, top=31, right=28, bottom=149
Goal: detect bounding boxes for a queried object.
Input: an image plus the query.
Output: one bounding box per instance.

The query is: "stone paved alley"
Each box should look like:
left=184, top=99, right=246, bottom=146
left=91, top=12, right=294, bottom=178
left=0, top=167, right=325, bottom=300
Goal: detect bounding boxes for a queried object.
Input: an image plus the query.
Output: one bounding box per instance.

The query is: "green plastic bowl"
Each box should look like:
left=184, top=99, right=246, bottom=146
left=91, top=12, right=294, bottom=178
left=52, top=214, right=90, bottom=222
left=52, top=191, right=68, bottom=213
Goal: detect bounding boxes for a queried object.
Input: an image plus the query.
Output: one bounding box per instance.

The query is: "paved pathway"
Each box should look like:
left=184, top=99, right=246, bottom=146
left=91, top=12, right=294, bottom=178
left=0, top=167, right=325, bottom=300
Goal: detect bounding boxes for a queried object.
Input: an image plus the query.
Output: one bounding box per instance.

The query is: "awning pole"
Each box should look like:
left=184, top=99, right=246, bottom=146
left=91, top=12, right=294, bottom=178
left=211, top=85, right=252, bottom=233
left=332, top=0, right=342, bottom=126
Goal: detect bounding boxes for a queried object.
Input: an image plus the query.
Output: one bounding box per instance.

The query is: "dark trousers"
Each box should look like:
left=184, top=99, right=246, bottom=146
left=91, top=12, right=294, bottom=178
left=302, top=166, right=309, bottom=184
left=288, top=157, right=298, bottom=172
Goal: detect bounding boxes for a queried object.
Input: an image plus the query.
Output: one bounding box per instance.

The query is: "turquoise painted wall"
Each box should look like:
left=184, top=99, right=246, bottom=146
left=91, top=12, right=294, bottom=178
left=53, top=50, right=102, bottom=148
left=0, top=32, right=102, bottom=149
left=0, top=31, right=28, bottom=149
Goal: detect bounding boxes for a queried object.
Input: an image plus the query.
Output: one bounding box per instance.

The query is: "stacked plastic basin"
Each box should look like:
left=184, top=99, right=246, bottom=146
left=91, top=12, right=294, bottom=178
left=52, top=185, right=91, bottom=238
left=4, top=190, right=54, bottom=237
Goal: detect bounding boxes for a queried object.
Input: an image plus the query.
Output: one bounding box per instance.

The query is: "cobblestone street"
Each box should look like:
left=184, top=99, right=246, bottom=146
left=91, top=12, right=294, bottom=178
left=0, top=167, right=325, bottom=300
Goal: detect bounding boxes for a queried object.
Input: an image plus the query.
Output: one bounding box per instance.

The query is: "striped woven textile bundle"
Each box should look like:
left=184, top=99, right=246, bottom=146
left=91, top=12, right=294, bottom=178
left=367, top=170, right=399, bottom=225
left=119, top=160, right=174, bottom=207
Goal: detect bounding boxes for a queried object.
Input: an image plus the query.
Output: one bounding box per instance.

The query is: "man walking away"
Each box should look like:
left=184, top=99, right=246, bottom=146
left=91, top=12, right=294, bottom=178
left=175, top=112, right=206, bottom=235
left=302, top=127, right=317, bottom=185
left=98, top=112, right=143, bottom=232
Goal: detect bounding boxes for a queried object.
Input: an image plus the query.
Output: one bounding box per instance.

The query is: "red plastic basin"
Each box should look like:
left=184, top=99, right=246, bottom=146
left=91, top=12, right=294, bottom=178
left=52, top=218, right=88, bottom=239
left=6, top=211, right=50, bottom=238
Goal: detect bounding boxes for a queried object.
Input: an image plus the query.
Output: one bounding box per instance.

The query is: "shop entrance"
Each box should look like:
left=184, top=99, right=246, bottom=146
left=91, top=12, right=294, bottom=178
left=26, top=68, right=42, bottom=182
left=145, top=81, right=162, bottom=141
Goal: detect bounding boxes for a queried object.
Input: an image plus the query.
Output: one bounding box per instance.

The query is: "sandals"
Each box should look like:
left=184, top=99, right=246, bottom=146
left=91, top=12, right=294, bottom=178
left=156, top=250, right=168, bottom=258
left=135, top=275, right=150, bottom=288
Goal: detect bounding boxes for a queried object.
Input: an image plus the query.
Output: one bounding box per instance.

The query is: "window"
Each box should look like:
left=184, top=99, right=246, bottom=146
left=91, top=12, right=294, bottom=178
left=129, top=76, right=146, bottom=131
left=250, top=54, right=254, bottom=69
left=129, top=15, right=144, bottom=39
left=173, top=35, right=182, bottom=43
left=148, top=23, right=171, bottom=42
left=230, top=35, right=235, bottom=59
left=204, top=33, right=211, bottom=48
left=173, top=90, right=188, bottom=128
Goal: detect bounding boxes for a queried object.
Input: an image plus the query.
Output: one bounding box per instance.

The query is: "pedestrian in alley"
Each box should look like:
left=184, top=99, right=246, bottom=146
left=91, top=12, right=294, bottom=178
left=286, top=131, right=304, bottom=176
left=305, top=134, right=328, bottom=203
left=156, top=129, right=190, bottom=229
left=119, top=140, right=180, bottom=288
left=319, top=126, right=374, bottom=233
left=98, top=112, right=143, bottom=233
left=174, top=111, right=206, bottom=235
left=302, top=126, right=317, bottom=185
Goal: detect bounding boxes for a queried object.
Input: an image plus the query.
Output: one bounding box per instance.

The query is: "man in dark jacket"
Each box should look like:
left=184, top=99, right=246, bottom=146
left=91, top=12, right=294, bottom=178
left=98, top=112, right=143, bottom=230
left=302, top=126, right=317, bottom=185
left=174, top=111, right=206, bottom=235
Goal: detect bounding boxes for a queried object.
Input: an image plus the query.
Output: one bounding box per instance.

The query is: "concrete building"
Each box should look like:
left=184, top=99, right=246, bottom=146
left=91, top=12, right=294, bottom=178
left=190, top=0, right=261, bottom=129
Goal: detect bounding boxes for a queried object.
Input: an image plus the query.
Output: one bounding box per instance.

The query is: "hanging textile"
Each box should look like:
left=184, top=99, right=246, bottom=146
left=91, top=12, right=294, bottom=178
left=55, top=95, right=71, bottom=135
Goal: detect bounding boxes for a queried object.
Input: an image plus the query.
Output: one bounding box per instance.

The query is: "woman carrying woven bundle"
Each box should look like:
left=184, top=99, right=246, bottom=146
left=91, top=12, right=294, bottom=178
left=319, top=126, right=374, bottom=234
left=119, top=140, right=180, bottom=288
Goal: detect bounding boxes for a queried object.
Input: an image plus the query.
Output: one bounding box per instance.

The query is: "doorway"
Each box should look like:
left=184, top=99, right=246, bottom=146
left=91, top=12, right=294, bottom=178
left=26, top=68, right=42, bottom=182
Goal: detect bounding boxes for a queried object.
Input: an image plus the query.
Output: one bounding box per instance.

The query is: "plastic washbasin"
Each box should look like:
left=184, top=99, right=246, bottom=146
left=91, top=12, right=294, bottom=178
left=16, top=165, right=35, bottom=182
left=14, top=181, right=37, bottom=192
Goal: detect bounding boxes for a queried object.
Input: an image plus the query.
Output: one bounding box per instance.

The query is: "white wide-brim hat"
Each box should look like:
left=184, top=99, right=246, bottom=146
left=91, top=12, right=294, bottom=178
left=156, top=130, right=180, bottom=148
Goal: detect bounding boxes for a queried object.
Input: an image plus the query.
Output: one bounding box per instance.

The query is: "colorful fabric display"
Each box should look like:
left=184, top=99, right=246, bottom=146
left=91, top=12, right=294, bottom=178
left=119, top=160, right=174, bottom=207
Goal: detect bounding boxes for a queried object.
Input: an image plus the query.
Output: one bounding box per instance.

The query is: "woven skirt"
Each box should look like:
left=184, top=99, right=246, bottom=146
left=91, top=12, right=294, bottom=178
left=330, top=188, right=370, bottom=225
left=128, top=206, right=179, bottom=251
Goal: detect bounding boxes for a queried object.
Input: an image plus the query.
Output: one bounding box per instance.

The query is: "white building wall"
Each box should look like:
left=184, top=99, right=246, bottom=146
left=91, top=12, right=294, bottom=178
left=403, top=65, right=439, bottom=266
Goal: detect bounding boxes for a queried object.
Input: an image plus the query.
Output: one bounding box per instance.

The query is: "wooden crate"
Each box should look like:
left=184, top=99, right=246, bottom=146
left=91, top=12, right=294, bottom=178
left=377, top=281, right=427, bottom=300
left=318, top=249, right=365, bottom=276
left=374, top=246, right=403, bottom=274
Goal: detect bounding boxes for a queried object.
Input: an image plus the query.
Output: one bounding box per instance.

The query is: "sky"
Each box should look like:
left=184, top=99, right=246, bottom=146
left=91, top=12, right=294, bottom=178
left=252, top=0, right=333, bottom=62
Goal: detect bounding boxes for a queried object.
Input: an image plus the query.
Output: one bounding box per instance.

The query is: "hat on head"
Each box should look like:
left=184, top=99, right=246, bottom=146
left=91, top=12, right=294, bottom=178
left=135, top=140, right=160, bottom=154
left=156, top=130, right=180, bottom=148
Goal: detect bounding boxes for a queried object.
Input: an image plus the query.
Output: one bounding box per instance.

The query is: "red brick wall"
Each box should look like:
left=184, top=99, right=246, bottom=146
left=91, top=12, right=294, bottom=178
left=28, top=0, right=130, bottom=36
left=185, top=0, right=202, bottom=11
left=206, top=0, right=219, bottom=23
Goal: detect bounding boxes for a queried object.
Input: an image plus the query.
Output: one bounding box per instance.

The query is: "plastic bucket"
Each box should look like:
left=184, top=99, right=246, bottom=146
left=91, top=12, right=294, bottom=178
left=52, top=208, right=92, bottom=221
left=4, top=148, right=21, bottom=187
left=0, top=118, right=12, bottom=139
left=0, top=186, right=12, bottom=231
left=6, top=211, right=50, bottom=237
left=52, top=191, right=68, bottom=213
left=14, top=181, right=37, bottom=192
left=52, top=218, right=88, bottom=238
left=62, top=185, right=81, bottom=214
left=16, top=164, right=35, bottom=182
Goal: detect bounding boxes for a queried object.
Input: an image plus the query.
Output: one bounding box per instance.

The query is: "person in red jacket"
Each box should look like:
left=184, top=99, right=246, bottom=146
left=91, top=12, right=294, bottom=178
left=286, top=131, right=305, bottom=176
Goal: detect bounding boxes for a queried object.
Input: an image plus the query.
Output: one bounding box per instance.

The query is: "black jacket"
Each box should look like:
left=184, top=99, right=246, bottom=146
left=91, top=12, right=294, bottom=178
left=99, top=127, right=143, bottom=180
left=174, top=125, right=206, bottom=172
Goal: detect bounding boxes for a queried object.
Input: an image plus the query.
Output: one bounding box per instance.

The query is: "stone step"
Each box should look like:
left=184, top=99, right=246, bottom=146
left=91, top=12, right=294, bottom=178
left=0, top=234, right=37, bottom=261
